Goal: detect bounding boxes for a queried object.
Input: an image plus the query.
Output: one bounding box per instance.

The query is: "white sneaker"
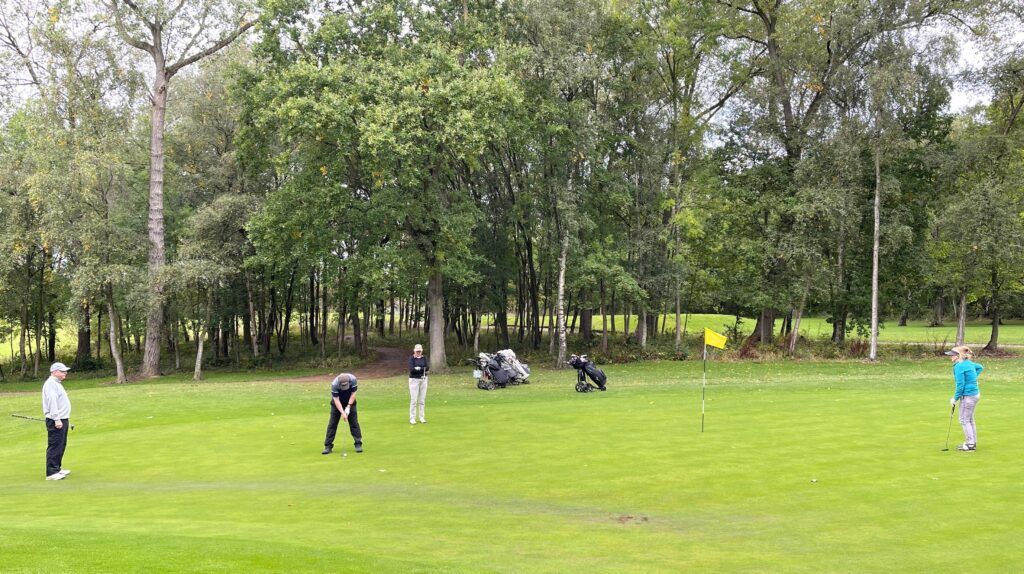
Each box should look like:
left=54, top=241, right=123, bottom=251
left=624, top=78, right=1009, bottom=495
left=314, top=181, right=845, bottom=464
left=419, top=419, right=427, bottom=424
left=410, top=419, right=416, bottom=425
left=58, top=469, right=71, bottom=476
left=45, top=473, right=65, bottom=481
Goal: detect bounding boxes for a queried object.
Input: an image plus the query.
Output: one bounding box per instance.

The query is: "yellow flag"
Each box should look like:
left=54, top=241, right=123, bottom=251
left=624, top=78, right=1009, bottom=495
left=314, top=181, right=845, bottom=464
left=704, top=328, right=727, bottom=350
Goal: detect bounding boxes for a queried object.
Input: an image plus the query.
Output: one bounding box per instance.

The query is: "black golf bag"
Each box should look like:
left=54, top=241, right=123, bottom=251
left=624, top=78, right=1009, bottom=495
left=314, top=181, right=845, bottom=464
left=470, top=350, right=530, bottom=390
left=569, top=354, right=607, bottom=392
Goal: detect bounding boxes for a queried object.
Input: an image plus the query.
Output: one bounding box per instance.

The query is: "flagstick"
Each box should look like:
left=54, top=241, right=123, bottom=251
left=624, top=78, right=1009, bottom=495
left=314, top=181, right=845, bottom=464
left=701, top=342, right=707, bottom=433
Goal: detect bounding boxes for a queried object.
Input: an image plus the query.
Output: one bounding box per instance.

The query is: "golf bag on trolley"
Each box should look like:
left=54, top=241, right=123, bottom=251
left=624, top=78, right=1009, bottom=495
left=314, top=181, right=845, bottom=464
left=569, top=354, right=607, bottom=392
left=469, top=349, right=531, bottom=390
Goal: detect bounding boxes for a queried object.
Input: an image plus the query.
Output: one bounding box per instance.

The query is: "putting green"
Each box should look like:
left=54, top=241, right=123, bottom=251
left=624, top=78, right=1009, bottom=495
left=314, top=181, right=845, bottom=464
left=1, top=359, right=1021, bottom=572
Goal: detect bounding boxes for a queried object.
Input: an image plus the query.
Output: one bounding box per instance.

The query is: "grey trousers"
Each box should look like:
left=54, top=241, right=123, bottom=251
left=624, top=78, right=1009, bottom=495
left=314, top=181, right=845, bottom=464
left=409, top=377, right=427, bottom=422
left=959, top=394, right=980, bottom=446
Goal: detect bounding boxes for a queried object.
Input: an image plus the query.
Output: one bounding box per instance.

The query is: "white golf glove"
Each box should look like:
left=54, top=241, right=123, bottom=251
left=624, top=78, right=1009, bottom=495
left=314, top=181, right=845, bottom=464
left=344, top=406, right=351, bottom=416
left=950, top=397, right=957, bottom=406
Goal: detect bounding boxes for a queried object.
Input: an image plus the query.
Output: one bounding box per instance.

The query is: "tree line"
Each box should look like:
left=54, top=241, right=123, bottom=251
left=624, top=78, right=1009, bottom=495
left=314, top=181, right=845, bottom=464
left=1, top=0, right=1023, bottom=380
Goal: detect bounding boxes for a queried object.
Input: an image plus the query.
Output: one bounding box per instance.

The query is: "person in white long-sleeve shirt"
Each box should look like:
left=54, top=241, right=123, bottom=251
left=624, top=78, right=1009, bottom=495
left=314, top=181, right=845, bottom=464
left=42, top=362, right=72, bottom=480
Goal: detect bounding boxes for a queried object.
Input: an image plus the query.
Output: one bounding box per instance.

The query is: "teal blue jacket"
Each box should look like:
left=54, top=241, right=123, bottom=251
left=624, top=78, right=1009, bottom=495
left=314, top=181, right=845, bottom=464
left=953, top=359, right=983, bottom=400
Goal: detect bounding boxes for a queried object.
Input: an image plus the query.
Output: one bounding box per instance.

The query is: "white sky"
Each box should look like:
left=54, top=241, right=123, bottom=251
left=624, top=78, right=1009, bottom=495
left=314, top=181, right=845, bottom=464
left=947, top=27, right=1024, bottom=113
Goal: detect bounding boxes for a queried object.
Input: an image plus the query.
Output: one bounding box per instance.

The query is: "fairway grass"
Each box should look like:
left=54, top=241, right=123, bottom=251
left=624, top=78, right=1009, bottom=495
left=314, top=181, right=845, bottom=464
left=2, top=360, right=1022, bottom=572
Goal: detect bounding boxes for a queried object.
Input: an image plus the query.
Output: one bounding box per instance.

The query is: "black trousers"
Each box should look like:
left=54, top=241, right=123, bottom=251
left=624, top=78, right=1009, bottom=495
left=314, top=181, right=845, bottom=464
left=45, top=418, right=69, bottom=476
left=324, top=402, right=362, bottom=448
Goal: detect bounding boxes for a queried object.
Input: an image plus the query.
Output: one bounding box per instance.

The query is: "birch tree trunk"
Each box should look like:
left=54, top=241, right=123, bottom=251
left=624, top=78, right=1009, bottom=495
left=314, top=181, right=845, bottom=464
left=869, top=146, right=881, bottom=361
left=105, top=285, right=127, bottom=384
left=637, top=308, right=648, bottom=349
left=789, top=281, right=810, bottom=355
left=194, top=292, right=212, bottom=381
left=556, top=234, right=569, bottom=368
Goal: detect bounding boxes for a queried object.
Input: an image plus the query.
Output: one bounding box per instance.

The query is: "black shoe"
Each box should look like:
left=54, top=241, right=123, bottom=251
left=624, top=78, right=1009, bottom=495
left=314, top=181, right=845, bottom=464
left=599, top=386, right=607, bottom=391
left=354, top=444, right=363, bottom=453
left=321, top=447, right=332, bottom=455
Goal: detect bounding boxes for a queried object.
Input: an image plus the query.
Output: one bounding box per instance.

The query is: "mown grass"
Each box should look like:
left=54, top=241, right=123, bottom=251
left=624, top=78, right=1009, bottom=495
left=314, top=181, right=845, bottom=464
left=2, top=358, right=1021, bottom=572
left=527, top=313, right=1022, bottom=346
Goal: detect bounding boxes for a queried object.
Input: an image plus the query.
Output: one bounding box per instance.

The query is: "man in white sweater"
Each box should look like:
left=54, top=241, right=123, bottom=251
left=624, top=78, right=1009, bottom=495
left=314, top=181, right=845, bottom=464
left=42, top=362, right=72, bottom=480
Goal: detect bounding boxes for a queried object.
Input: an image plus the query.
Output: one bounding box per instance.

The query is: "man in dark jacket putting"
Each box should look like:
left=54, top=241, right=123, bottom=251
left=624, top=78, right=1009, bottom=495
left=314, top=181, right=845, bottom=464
left=322, top=373, right=363, bottom=455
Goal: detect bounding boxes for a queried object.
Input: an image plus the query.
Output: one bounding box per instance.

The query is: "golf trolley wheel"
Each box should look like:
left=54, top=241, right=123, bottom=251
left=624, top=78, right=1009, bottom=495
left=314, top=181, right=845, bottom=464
left=477, top=380, right=496, bottom=391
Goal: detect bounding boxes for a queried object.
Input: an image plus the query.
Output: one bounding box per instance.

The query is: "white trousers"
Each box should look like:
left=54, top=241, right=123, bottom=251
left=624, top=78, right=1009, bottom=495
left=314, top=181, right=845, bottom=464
left=409, top=377, right=428, bottom=422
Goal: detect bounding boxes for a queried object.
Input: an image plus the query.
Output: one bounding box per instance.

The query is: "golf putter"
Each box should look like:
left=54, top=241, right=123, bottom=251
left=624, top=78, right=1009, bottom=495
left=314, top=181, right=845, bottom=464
left=941, top=402, right=956, bottom=451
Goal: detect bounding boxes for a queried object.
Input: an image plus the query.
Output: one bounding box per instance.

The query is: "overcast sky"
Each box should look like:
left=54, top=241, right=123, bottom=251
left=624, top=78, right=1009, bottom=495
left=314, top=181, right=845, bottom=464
left=948, top=27, right=1024, bottom=112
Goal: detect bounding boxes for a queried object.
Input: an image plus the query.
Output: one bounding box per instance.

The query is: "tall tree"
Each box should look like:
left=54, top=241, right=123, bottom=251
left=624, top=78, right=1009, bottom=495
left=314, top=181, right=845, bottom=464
left=104, top=0, right=256, bottom=377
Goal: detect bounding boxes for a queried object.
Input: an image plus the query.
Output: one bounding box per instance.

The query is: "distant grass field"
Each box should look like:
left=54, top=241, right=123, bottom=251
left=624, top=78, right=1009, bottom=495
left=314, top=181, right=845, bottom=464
left=525, top=313, right=1022, bottom=346
left=2, top=359, right=1021, bottom=572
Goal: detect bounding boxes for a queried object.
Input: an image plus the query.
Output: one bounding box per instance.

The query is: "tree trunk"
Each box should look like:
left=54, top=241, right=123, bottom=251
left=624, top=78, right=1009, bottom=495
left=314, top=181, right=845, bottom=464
left=194, top=292, right=212, bottom=381
left=637, top=308, right=648, bottom=349
left=19, top=313, right=27, bottom=377
left=750, top=308, right=776, bottom=345
left=389, top=295, right=395, bottom=336
left=955, top=292, right=967, bottom=345
left=789, top=281, right=810, bottom=355
left=427, top=271, right=448, bottom=371
left=609, top=290, right=617, bottom=335
left=75, top=302, right=92, bottom=368
left=674, top=280, right=681, bottom=351
left=142, top=69, right=170, bottom=378
left=350, top=309, right=362, bottom=356
left=581, top=308, right=593, bottom=344
left=173, top=313, right=181, bottom=371
left=831, top=309, right=847, bottom=345
left=361, top=305, right=370, bottom=355
left=278, top=268, right=297, bottom=355
left=930, top=292, right=945, bottom=327
left=555, top=234, right=569, bottom=367
left=600, top=280, right=608, bottom=353
left=338, top=299, right=347, bottom=356
left=496, top=307, right=510, bottom=349
left=320, top=281, right=328, bottom=358
left=308, top=269, right=319, bottom=347
left=869, top=146, right=882, bottom=361
left=245, top=270, right=259, bottom=358
left=984, top=268, right=1000, bottom=352
left=526, top=235, right=542, bottom=349
left=105, top=285, right=127, bottom=384
left=96, top=304, right=103, bottom=361
left=35, top=256, right=43, bottom=377
left=473, top=311, right=482, bottom=354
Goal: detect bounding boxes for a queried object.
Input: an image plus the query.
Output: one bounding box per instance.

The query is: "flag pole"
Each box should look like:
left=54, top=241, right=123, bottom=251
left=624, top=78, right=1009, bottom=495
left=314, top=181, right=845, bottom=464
left=701, top=341, right=707, bottom=433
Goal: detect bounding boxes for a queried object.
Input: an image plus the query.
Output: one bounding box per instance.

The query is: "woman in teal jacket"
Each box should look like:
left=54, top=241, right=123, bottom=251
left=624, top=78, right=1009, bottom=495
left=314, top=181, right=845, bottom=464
left=944, top=345, right=983, bottom=451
